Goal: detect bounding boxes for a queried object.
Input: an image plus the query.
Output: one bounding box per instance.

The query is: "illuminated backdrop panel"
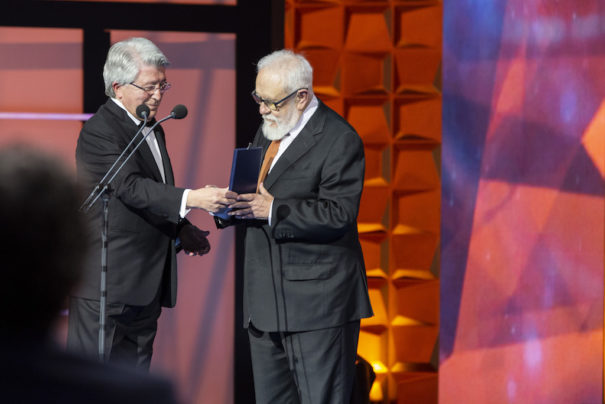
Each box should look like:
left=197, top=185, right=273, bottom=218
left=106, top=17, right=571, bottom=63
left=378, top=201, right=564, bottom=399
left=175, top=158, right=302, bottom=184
left=441, top=1, right=605, bottom=403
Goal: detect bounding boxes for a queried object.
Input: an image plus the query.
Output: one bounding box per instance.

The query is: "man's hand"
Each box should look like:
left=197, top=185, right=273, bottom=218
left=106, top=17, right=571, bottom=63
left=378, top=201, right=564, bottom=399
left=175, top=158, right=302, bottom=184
left=228, top=183, right=274, bottom=220
left=178, top=223, right=211, bottom=256
left=187, top=186, right=238, bottom=213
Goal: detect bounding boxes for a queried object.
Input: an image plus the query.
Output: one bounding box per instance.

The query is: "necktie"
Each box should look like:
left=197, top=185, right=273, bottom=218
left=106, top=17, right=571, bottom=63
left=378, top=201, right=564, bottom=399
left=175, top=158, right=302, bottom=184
left=256, top=139, right=281, bottom=192
left=142, top=126, right=166, bottom=183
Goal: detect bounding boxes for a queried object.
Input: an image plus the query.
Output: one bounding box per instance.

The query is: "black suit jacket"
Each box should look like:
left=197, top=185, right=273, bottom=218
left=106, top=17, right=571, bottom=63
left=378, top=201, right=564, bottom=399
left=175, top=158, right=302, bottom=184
left=75, top=99, right=185, bottom=307
left=222, top=100, right=373, bottom=332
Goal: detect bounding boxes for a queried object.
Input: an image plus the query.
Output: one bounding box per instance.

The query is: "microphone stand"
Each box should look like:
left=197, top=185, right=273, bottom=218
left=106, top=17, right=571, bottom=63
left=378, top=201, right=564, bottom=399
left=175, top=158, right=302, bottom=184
left=78, top=107, right=182, bottom=361
left=79, top=111, right=148, bottom=362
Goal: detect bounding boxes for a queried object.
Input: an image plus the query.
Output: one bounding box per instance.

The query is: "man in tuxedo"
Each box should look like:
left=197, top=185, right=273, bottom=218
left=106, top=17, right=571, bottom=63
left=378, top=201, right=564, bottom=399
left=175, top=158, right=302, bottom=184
left=223, top=49, right=374, bottom=404
left=0, top=145, right=179, bottom=403
left=68, top=37, right=236, bottom=370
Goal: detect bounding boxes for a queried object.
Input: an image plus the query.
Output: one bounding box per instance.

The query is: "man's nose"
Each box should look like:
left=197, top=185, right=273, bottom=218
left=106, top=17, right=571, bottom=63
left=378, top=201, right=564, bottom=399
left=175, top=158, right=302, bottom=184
left=151, top=90, right=162, bottom=102
left=259, top=102, right=271, bottom=115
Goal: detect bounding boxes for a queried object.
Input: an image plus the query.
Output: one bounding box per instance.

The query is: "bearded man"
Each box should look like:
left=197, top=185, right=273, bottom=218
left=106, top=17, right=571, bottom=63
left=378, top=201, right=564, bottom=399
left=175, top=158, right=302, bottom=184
left=218, top=49, right=374, bottom=404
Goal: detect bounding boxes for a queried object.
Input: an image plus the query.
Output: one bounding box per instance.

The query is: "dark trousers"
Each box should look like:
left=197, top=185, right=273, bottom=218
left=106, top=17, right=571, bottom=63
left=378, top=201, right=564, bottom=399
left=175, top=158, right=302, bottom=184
left=248, top=320, right=360, bottom=404
left=66, top=294, right=162, bottom=371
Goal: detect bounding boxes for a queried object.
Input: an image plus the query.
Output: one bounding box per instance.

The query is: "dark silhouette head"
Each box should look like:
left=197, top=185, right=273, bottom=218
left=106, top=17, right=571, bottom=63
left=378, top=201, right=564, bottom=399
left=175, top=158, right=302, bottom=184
left=0, top=145, right=88, bottom=338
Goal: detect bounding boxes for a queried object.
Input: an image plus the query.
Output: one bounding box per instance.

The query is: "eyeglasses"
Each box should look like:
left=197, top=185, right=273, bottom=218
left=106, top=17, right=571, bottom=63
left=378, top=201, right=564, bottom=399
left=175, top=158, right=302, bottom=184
left=129, top=81, right=172, bottom=95
left=251, top=88, right=307, bottom=111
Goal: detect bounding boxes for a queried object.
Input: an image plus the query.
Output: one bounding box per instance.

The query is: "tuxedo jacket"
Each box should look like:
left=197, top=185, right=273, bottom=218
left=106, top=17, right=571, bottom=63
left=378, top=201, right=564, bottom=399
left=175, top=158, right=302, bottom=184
left=75, top=99, right=185, bottom=308
left=222, top=100, right=374, bottom=332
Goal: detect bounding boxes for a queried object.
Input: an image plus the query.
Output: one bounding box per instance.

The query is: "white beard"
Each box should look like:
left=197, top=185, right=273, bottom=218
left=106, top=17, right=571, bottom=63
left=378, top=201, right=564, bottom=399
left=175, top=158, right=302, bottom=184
left=262, top=106, right=301, bottom=141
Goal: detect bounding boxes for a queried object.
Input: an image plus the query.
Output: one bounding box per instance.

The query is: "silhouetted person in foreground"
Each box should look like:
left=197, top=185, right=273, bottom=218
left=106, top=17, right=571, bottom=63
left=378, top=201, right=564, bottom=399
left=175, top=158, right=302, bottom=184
left=0, top=145, right=179, bottom=404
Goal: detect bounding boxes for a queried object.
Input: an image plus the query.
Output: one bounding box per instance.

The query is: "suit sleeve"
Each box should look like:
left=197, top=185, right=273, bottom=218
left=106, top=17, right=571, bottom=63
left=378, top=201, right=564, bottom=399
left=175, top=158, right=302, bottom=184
left=77, top=117, right=185, bottom=224
left=271, top=128, right=365, bottom=243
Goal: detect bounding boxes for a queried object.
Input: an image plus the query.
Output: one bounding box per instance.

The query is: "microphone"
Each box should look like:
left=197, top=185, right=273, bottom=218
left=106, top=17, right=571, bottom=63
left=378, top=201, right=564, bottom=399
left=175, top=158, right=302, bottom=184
left=80, top=103, right=149, bottom=212
left=170, top=104, right=188, bottom=120
left=136, top=104, right=150, bottom=120
left=143, top=104, right=188, bottom=136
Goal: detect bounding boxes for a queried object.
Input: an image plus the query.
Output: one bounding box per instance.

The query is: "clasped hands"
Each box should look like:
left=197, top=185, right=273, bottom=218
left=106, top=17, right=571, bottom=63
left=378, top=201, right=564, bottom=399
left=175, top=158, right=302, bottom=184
left=179, top=184, right=272, bottom=257
left=186, top=183, right=274, bottom=220
left=228, top=183, right=274, bottom=220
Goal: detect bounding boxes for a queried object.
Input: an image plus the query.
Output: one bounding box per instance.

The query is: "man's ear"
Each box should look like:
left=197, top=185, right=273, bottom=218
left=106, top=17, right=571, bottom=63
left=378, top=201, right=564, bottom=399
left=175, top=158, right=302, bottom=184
left=296, top=90, right=309, bottom=111
left=113, top=82, right=122, bottom=99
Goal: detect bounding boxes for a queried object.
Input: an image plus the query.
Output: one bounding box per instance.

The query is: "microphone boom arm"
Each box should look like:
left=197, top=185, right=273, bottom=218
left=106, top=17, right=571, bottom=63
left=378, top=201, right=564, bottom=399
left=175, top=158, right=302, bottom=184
left=79, top=104, right=185, bottom=213
left=103, top=113, right=175, bottom=191
left=79, top=105, right=150, bottom=212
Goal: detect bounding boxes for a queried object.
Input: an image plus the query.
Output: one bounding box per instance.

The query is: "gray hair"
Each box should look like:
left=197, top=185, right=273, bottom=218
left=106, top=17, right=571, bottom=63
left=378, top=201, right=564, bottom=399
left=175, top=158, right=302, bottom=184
left=103, top=37, right=170, bottom=97
left=257, top=49, right=313, bottom=94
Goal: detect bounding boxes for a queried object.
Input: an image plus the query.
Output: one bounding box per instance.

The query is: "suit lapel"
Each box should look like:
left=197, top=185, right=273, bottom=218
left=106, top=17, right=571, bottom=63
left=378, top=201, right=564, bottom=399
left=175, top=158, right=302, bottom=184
left=106, top=100, right=165, bottom=183
left=155, top=128, right=175, bottom=185
left=263, top=102, right=327, bottom=190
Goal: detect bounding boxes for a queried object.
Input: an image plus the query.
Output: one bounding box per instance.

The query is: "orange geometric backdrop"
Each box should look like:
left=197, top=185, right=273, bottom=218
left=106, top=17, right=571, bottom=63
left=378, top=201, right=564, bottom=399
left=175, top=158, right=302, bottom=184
left=284, top=1, right=442, bottom=402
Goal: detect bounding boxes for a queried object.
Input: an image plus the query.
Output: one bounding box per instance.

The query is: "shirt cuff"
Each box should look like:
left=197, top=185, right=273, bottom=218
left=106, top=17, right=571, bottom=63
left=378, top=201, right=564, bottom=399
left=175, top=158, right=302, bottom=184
left=267, top=200, right=274, bottom=226
left=180, top=189, right=191, bottom=218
